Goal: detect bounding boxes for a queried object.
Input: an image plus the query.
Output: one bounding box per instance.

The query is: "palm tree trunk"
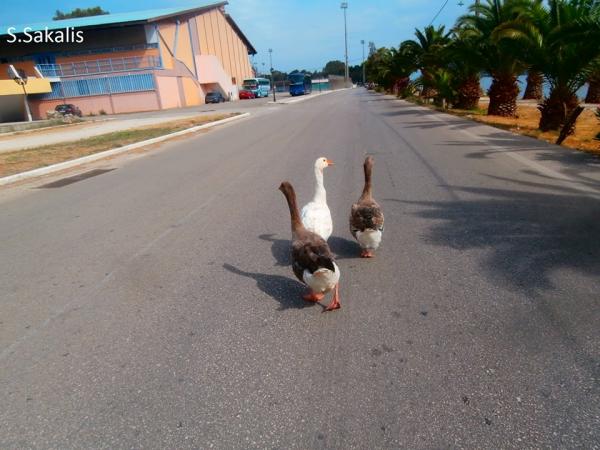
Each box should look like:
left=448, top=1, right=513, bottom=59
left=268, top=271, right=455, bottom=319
left=420, top=71, right=437, bottom=100
left=538, top=86, right=579, bottom=131
left=523, top=71, right=543, bottom=100
left=584, top=72, right=600, bottom=104
left=487, top=74, right=519, bottom=117
left=454, top=74, right=481, bottom=109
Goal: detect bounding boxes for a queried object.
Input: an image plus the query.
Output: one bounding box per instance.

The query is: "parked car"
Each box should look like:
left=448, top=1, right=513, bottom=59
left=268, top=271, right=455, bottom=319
left=205, top=92, right=226, bottom=103
left=239, top=90, right=256, bottom=100
left=55, top=104, right=82, bottom=117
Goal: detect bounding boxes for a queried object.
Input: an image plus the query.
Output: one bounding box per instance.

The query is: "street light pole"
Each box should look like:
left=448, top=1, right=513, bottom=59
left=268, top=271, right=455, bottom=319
left=21, top=83, right=32, bottom=122
left=8, top=65, right=32, bottom=122
left=341, top=2, right=349, bottom=86
left=361, top=39, right=365, bottom=85
left=269, top=48, right=276, bottom=102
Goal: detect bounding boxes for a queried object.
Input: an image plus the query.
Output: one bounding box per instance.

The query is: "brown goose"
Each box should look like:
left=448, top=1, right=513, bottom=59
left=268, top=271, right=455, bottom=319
left=349, top=156, right=385, bottom=258
left=279, top=181, right=341, bottom=311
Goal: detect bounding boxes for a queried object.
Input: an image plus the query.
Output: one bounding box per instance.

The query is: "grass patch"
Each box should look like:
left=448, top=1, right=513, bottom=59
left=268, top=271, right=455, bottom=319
left=0, top=113, right=237, bottom=177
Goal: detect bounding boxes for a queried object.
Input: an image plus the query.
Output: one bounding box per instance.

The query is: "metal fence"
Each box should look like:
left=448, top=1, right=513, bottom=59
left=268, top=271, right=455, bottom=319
left=37, top=56, right=161, bottom=78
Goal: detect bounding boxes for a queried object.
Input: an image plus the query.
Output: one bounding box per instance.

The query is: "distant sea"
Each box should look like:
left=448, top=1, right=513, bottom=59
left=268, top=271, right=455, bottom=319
left=480, top=75, right=589, bottom=100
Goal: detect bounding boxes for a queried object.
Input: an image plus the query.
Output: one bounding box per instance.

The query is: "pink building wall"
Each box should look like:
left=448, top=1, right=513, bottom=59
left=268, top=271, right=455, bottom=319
left=155, top=76, right=182, bottom=109
left=30, top=91, right=160, bottom=118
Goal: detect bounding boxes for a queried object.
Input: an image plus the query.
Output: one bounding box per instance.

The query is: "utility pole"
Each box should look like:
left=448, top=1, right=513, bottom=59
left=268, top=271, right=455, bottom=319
left=341, top=2, right=349, bottom=86
left=269, top=48, right=276, bottom=102
left=361, top=39, right=365, bottom=85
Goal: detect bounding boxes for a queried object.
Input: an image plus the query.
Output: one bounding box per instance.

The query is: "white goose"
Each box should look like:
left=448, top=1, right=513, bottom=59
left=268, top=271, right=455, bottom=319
left=301, top=157, right=334, bottom=241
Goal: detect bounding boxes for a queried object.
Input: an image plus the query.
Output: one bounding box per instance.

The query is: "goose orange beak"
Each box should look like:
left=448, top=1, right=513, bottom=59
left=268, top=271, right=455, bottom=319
left=326, top=159, right=334, bottom=166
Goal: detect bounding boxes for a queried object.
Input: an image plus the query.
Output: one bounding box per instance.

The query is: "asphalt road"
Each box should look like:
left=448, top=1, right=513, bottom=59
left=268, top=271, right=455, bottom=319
left=1, top=89, right=599, bottom=449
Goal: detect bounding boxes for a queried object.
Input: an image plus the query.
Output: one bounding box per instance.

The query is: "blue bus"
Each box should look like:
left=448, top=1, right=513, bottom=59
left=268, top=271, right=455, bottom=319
left=289, top=72, right=312, bottom=96
left=242, top=77, right=270, bottom=97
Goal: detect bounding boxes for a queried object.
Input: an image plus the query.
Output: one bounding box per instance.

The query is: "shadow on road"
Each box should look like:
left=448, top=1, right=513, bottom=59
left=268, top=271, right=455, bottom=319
left=223, top=263, right=311, bottom=310
left=260, top=233, right=361, bottom=262
left=394, top=181, right=600, bottom=292
left=328, top=236, right=361, bottom=259
left=258, top=233, right=289, bottom=266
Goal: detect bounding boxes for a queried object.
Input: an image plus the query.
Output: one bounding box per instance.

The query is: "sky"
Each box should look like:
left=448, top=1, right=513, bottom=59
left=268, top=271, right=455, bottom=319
left=0, top=0, right=470, bottom=72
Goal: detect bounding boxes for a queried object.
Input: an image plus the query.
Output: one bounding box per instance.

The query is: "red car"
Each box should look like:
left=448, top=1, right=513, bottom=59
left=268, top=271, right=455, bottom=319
left=239, top=90, right=256, bottom=99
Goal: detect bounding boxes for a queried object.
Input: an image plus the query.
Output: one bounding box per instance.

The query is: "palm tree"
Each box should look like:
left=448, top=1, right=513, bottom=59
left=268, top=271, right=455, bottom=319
left=522, top=70, right=544, bottom=99
left=496, top=0, right=600, bottom=130
left=401, top=25, right=452, bottom=100
left=584, top=61, right=600, bottom=103
left=365, top=47, right=394, bottom=89
left=445, top=28, right=484, bottom=109
left=458, top=0, right=533, bottom=117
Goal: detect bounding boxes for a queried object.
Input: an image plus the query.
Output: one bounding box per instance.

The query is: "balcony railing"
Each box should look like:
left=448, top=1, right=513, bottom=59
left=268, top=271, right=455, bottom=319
left=37, top=56, right=162, bottom=78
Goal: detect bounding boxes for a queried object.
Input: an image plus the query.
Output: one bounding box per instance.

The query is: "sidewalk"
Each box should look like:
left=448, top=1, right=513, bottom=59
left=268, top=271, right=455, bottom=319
left=0, top=111, right=216, bottom=153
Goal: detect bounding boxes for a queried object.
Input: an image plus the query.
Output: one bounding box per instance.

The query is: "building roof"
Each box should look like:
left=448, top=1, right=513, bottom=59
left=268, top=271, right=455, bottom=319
left=1, top=2, right=256, bottom=54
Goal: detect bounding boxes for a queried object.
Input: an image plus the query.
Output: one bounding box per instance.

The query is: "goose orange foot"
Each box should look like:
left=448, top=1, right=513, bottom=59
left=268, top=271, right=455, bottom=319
left=360, top=250, right=374, bottom=258
left=323, top=284, right=341, bottom=312
left=303, top=292, right=325, bottom=302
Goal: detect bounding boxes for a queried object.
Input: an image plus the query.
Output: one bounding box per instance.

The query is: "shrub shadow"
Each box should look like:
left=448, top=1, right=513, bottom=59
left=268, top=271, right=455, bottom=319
left=401, top=183, right=600, bottom=292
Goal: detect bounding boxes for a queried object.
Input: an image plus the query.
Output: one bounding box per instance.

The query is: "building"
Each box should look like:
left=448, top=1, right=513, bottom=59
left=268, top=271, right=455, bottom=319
left=0, top=1, right=256, bottom=122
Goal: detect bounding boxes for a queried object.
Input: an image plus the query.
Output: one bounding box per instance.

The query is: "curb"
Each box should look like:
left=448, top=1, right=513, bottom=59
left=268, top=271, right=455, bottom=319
left=0, top=112, right=250, bottom=187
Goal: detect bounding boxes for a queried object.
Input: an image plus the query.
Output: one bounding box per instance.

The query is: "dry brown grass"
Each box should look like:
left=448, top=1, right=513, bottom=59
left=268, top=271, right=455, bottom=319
left=0, top=113, right=236, bottom=178
left=430, top=101, right=600, bottom=154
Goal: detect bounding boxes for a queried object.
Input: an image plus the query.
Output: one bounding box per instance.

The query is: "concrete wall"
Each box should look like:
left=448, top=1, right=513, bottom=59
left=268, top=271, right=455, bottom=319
left=29, top=90, right=159, bottom=118
left=0, top=95, right=25, bottom=122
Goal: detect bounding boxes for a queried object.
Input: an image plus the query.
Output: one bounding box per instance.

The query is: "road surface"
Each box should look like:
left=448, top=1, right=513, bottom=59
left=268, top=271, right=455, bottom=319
left=1, top=89, right=599, bottom=449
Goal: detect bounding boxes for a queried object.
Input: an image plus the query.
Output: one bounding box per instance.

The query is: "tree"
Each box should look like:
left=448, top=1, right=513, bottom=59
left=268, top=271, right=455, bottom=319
left=368, top=41, right=377, bottom=57
left=365, top=47, right=393, bottom=87
left=322, top=60, right=346, bottom=76
left=457, top=0, right=532, bottom=117
left=585, top=59, right=600, bottom=103
left=270, top=70, right=288, bottom=82
left=401, top=25, right=452, bottom=99
left=444, top=28, right=484, bottom=109
left=496, top=0, right=600, bottom=129
left=349, top=65, right=363, bottom=83
left=364, top=45, right=416, bottom=92
left=516, top=0, right=547, bottom=100
left=53, top=7, right=109, bottom=20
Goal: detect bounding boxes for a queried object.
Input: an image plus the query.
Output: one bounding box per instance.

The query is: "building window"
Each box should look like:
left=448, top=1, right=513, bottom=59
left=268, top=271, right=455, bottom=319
left=36, top=73, right=156, bottom=99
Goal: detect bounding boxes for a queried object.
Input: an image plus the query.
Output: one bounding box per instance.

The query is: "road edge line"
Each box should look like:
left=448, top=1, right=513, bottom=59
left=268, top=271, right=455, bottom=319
left=0, top=112, right=250, bottom=187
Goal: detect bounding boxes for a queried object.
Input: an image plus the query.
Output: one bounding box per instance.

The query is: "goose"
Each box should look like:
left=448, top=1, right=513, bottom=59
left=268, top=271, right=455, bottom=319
left=350, top=156, right=384, bottom=258
left=301, top=157, right=334, bottom=241
left=279, top=181, right=341, bottom=311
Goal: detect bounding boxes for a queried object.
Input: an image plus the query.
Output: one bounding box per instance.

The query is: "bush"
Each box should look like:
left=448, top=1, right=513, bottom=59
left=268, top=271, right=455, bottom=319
left=596, top=107, right=600, bottom=140
left=99, top=109, right=107, bottom=115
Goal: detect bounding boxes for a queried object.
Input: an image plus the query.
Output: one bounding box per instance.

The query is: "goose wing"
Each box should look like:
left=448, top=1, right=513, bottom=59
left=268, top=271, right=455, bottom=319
left=350, top=200, right=385, bottom=238
left=291, top=233, right=335, bottom=282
